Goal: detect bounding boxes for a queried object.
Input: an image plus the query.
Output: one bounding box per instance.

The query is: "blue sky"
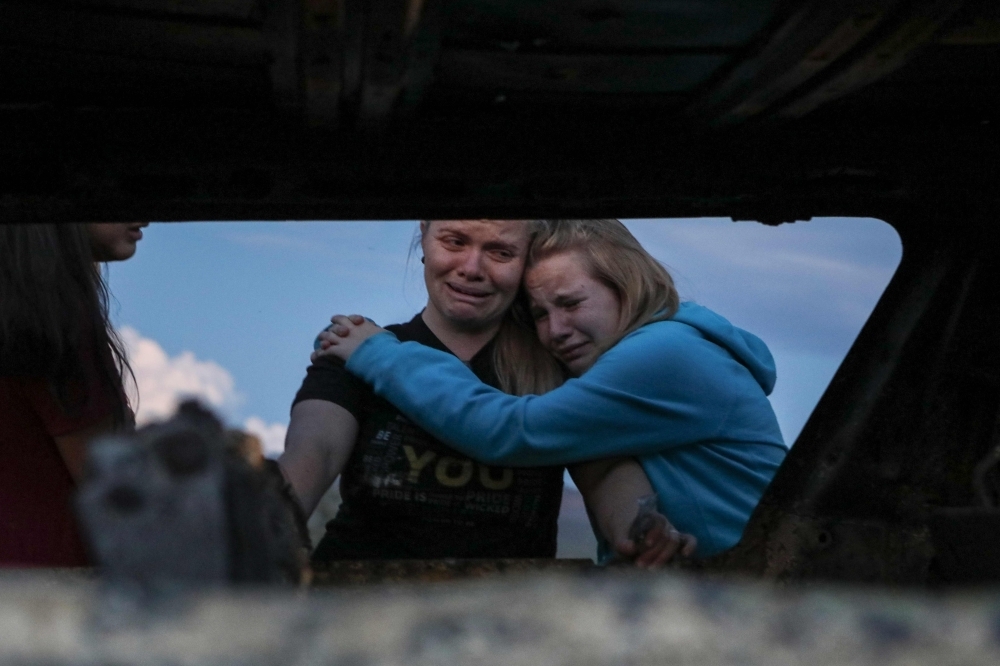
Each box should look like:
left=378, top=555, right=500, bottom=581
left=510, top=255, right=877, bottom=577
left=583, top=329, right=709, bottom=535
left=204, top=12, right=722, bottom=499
left=104, top=218, right=901, bottom=456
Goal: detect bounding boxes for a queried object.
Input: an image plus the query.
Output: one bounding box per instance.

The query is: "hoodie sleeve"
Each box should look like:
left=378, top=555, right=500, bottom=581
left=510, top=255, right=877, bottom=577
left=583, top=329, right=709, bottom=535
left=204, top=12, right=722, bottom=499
left=345, top=323, right=743, bottom=467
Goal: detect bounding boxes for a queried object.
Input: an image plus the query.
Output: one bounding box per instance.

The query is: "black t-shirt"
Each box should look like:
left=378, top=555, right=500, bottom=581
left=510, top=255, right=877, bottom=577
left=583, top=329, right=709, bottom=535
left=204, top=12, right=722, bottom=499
left=294, top=313, right=564, bottom=560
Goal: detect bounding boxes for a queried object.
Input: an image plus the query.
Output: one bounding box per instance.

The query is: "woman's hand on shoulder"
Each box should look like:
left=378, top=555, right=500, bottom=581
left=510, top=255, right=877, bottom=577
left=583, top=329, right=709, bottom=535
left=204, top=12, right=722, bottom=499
left=311, top=314, right=386, bottom=364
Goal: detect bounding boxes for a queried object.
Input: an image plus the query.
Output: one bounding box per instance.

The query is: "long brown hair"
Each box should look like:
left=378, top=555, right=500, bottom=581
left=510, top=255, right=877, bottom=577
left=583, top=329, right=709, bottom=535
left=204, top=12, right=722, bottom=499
left=0, top=224, right=132, bottom=425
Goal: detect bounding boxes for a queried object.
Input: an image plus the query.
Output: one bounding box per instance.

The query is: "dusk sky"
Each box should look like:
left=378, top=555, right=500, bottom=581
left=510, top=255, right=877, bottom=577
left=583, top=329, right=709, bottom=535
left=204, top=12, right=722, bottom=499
left=104, top=218, right=902, bottom=473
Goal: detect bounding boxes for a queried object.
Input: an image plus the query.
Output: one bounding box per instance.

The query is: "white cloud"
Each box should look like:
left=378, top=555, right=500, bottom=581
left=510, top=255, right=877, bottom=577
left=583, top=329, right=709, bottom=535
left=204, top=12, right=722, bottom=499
left=243, top=417, right=287, bottom=458
left=121, top=326, right=239, bottom=425
left=121, top=327, right=288, bottom=456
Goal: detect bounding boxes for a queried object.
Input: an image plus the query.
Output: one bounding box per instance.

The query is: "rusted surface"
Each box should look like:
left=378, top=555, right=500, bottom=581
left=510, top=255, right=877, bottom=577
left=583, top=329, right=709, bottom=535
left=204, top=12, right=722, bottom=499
left=301, top=0, right=344, bottom=127
left=2, top=0, right=998, bottom=220
left=690, top=0, right=902, bottom=123
left=311, top=558, right=594, bottom=586
left=780, top=0, right=963, bottom=117
left=4, top=571, right=1000, bottom=665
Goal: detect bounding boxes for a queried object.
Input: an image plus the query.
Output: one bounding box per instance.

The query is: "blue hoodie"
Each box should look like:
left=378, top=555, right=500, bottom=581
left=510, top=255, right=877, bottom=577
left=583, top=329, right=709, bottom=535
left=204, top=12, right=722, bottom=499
left=345, top=302, right=787, bottom=556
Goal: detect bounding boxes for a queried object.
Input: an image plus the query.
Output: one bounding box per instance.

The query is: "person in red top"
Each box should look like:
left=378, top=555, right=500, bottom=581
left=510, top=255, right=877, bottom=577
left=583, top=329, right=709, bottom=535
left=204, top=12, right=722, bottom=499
left=0, top=222, right=147, bottom=567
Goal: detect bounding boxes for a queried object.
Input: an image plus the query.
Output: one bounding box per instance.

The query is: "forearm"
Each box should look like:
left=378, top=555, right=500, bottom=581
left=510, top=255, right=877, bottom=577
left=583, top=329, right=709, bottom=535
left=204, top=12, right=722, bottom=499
left=569, top=458, right=655, bottom=546
left=278, top=400, right=358, bottom=516
left=278, top=448, right=336, bottom=517
left=347, top=334, right=702, bottom=465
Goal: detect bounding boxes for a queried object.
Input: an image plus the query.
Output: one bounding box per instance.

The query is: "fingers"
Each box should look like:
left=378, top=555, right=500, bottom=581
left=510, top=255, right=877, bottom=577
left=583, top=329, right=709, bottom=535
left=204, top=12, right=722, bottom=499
left=330, top=314, right=365, bottom=326
left=680, top=533, right=698, bottom=557
left=614, top=538, right=637, bottom=557
left=329, top=315, right=356, bottom=334
left=312, top=315, right=385, bottom=366
left=311, top=345, right=339, bottom=361
left=319, top=315, right=368, bottom=343
left=623, top=526, right=698, bottom=569
left=635, top=533, right=681, bottom=569
left=317, top=329, right=345, bottom=349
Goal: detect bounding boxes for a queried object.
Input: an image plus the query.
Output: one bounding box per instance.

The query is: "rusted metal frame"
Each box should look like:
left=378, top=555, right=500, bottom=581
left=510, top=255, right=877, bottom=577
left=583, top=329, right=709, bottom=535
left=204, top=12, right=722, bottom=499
left=295, top=0, right=439, bottom=128
left=356, top=0, right=413, bottom=125
left=697, top=220, right=960, bottom=581
left=301, top=0, right=345, bottom=126
left=356, top=0, right=436, bottom=129
left=911, top=229, right=1000, bottom=582
left=780, top=0, right=966, bottom=117
left=917, top=253, right=982, bottom=421
left=774, top=223, right=956, bottom=508
left=690, top=0, right=904, bottom=124
left=0, top=1, right=269, bottom=67
left=264, top=0, right=302, bottom=110
left=340, top=0, right=365, bottom=108
left=971, top=410, right=1000, bottom=508
left=1, top=43, right=271, bottom=81
left=802, top=245, right=986, bottom=520
left=719, top=215, right=1000, bottom=584
left=396, top=0, right=441, bottom=112
left=436, top=51, right=729, bottom=94
left=63, top=0, right=262, bottom=22
left=938, top=16, right=1000, bottom=44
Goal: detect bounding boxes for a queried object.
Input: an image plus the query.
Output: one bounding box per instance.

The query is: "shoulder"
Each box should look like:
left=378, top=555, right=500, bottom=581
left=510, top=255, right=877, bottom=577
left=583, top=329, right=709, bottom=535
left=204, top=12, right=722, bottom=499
left=384, top=312, right=431, bottom=344
left=613, top=319, right=707, bottom=359
left=295, top=353, right=369, bottom=416
left=584, top=320, right=723, bottom=389
left=12, top=375, right=115, bottom=437
left=297, top=315, right=419, bottom=414
left=384, top=321, right=411, bottom=339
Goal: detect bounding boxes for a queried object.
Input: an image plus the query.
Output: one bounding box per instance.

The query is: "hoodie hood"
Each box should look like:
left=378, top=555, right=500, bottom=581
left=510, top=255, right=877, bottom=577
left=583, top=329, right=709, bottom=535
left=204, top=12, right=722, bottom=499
left=670, top=302, right=777, bottom=395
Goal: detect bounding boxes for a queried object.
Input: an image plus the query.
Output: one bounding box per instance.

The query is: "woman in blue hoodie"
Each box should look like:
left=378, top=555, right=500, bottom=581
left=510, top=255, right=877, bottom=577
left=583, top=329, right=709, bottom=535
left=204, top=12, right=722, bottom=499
left=316, top=219, right=787, bottom=558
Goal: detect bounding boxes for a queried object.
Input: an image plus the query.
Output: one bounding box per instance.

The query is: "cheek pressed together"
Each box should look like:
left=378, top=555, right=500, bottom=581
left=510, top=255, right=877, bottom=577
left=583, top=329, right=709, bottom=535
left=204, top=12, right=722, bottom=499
left=420, top=219, right=529, bottom=332
left=525, top=250, right=622, bottom=376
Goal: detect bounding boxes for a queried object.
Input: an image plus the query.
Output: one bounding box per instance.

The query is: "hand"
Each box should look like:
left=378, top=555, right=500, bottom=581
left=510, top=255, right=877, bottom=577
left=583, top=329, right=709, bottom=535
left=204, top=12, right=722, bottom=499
left=310, top=314, right=385, bottom=364
left=612, top=511, right=697, bottom=569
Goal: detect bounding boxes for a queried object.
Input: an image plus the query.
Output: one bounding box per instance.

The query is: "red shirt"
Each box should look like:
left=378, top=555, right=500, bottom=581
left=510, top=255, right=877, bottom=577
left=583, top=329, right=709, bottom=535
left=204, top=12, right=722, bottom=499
left=0, top=375, right=113, bottom=567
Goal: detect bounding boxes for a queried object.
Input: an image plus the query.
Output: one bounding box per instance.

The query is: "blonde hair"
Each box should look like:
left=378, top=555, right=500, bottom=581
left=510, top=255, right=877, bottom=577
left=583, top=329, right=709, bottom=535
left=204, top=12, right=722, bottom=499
left=492, top=219, right=679, bottom=394
left=492, top=291, right=567, bottom=396
left=530, top=219, right=680, bottom=351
